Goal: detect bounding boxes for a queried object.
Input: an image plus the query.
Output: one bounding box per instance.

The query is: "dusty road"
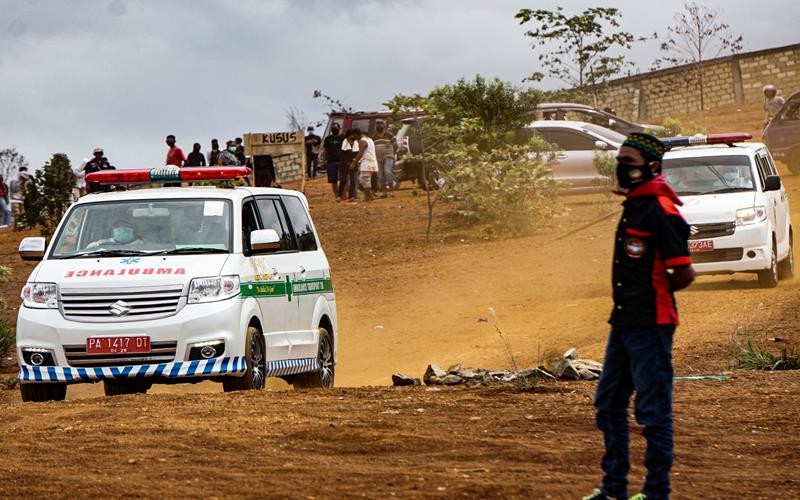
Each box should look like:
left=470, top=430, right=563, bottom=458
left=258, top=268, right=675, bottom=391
left=1, top=102, right=799, bottom=497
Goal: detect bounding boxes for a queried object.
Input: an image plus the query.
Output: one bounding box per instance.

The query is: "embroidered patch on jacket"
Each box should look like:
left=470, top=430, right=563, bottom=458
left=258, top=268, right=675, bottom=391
left=625, top=236, right=646, bottom=258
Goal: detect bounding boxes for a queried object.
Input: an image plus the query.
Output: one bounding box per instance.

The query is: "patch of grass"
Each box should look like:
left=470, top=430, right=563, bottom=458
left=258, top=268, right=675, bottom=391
left=728, top=325, right=800, bottom=370
left=0, top=375, right=16, bottom=391
left=0, top=322, right=14, bottom=359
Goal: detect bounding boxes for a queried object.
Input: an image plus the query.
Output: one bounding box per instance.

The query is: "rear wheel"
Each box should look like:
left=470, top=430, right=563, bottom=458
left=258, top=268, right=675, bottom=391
left=20, top=383, right=67, bottom=402
left=223, top=325, right=266, bottom=392
left=290, top=328, right=334, bottom=390
left=758, top=241, right=779, bottom=288
left=103, top=380, right=151, bottom=396
left=779, top=231, right=794, bottom=279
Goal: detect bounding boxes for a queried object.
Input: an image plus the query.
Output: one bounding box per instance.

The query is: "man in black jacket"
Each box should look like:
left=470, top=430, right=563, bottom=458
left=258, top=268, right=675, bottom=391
left=585, top=133, right=696, bottom=500
left=83, top=147, right=115, bottom=193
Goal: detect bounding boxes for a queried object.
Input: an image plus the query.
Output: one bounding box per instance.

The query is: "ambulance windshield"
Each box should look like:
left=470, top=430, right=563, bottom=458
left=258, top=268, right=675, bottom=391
left=50, top=199, right=232, bottom=259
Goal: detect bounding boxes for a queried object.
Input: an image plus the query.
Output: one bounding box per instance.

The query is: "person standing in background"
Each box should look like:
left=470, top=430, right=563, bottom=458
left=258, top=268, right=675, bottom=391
left=8, top=167, right=28, bottom=228
left=217, top=140, right=240, bottom=166
left=321, top=122, right=344, bottom=199
left=373, top=121, right=397, bottom=198
left=763, top=84, right=785, bottom=128
left=235, top=137, right=247, bottom=167
left=351, top=128, right=378, bottom=202
left=84, top=147, right=115, bottom=193
left=186, top=143, right=206, bottom=167
left=305, top=126, right=322, bottom=179
left=208, top=138, right=221, bottom=166
left=339, top=129, right=360, bottom=202
left=164, top=134, right=186, bottom=187
left=0, top=175, right=12, bottom=228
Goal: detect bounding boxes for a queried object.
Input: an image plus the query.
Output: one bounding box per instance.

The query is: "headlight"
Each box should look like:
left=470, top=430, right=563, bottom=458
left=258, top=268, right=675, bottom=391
left=188, top=275, right=240, bottom=304
left=735, top=206, right=767, bottom=226
left=21, top=283, right=58, bottom=309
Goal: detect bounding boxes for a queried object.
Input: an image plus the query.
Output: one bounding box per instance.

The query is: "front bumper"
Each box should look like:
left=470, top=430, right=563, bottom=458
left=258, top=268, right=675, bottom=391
left=691, top=221, right=771, bottom=275
left=19, top=356, right=246, bottom=383
left=16, top=296, right=249, bottom=384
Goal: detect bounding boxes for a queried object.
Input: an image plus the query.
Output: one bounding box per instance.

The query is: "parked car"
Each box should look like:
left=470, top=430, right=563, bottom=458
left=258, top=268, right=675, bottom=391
left=529, top=120, right=626, bottom=192
left=535, top=103, right=663, bottom=136
left=661, top=137, right=793, bottom=287
left=762, top=90, right=800, bottom=174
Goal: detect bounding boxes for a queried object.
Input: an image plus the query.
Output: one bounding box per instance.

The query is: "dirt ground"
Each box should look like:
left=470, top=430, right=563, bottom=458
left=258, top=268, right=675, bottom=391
left=1, top=102, right=799, bottom=498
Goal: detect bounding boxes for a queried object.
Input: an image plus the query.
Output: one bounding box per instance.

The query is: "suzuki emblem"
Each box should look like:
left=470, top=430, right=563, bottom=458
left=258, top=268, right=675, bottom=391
left=689, top=225, right=699, bottom=236
left=109, top=300, right=131, bottom=317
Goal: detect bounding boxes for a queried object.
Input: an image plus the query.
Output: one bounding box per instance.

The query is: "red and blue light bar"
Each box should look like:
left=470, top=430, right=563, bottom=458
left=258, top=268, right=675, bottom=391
left=85, top=166, right=252, bottom=184
left=661, top=133, right=752, bottom=150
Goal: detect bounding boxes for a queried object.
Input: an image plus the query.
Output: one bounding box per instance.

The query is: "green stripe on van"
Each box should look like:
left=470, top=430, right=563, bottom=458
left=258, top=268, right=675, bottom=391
left=240, top=277, right=333, bottom=301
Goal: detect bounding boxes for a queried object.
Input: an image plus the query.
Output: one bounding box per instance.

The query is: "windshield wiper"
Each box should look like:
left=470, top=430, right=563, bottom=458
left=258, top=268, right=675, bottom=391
left=698, top=187, right=753, bottom=195
left=150, top=247, right=230, bottom=255
left=59, top=249, right=151, bottom=259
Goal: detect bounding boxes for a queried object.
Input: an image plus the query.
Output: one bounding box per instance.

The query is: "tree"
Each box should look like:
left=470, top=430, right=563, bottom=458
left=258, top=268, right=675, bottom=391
left=654, top=2, right=743, bottom=110
left=0, top=147, right=28, bottom=180
left=19, top=153, right=76, bottom=235
left=385, top=75, right=558, bottom=235
left=312, top=90, right=353, bottom=113
left=515, top=7, right=640, bottom=105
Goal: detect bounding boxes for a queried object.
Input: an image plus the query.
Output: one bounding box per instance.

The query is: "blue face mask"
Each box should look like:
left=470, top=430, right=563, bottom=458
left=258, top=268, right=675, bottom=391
left=113, top=226, right=134, bottom=243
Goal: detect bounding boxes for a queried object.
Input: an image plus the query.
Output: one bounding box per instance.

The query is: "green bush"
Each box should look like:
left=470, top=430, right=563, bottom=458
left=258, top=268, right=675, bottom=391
left=438, top=140, right=559, bottom=234
left=735, top=340, right=800, bottom=371
left=19, top=153, right=76, bottom=235
left=653, top=117, right=707, bottom=138
left=0, top=265, right=13, bottom=359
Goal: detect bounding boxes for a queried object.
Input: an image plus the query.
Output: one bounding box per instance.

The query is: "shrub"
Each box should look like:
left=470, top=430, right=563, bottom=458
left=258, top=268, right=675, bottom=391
left=437, top=140, right=559, bottom=234
left=0, top=265, right=13, bottom=359
left=19, top=153, right=76, bottom=235
left=654, top=117, right=707, bottom=138
left=734, top=341, right=800, bottom=370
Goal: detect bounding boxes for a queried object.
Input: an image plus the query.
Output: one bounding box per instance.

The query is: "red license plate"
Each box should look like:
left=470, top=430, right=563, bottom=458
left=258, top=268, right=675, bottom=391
left=689, top=240, right=715, bottom=253
left=86, top=336, right=150, bottom=355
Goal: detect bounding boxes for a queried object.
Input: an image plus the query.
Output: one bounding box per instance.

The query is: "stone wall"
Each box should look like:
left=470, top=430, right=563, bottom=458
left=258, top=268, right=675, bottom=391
left=595, top=43, right=800, bottom=121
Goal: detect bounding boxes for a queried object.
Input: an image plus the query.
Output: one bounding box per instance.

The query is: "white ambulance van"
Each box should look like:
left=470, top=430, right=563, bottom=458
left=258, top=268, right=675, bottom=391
left=16, top=167, right=336, bottom=401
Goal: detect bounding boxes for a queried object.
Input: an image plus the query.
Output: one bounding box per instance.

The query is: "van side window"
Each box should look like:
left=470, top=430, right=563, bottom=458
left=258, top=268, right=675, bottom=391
left=753, top=156, right=767, bottom=188
left=281, top=196, right=318, bottom=252
left=255, top=199, right=296, bottom=251
left=242, top=201, right=259, bottom=253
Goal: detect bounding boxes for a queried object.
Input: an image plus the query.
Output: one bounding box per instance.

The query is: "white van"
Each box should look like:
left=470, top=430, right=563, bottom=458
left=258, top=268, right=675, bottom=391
left=662, top=139, right=793, bottom=287
left=16, top=173, right=336, bottom=401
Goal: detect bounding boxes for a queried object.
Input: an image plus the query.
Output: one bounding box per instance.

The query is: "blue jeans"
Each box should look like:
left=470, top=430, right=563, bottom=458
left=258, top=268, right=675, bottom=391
left=595, top=325, right=675, bottom=500
left=377, top=157, right=395, bottom=193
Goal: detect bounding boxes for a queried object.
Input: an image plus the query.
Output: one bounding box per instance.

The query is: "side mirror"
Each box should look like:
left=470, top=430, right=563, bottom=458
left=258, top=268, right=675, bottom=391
left=594, top=141, right=609, bottom=151
left=764, top=175, right=782, bottom=192
left=19, top=237, right=46, bottom=261
left=250, top=229, right=281, bottom=253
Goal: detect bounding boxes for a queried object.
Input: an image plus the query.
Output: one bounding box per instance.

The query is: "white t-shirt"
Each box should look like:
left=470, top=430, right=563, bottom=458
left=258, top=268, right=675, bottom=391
left=358, top=137, right=378, bottom=172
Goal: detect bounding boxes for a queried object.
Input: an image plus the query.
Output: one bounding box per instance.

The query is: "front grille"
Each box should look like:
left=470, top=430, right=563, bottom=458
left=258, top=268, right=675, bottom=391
left=60, top=285, right=184, bottom=322
left=63, top=341, right=178, bottom=367
left=691, top=247, right=744, bottom=263
left=689, top=222, right=736, bottom=240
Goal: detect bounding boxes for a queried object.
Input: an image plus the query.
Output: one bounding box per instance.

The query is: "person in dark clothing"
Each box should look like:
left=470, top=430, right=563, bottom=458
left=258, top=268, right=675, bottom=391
left=186, top=143, right=206, bottom=167
left=235, top=137, right=246, bottom=166
left=338, top=129, right=360, bottom=202
left=305, top=126, right=321, bottom=179
left=584, top=133, right=696, bottom=500
left=84, top=147, right=116, bottom=193
left=320, top=122, right=344, bottom=198
left=208, top=138, right=221, bottom=166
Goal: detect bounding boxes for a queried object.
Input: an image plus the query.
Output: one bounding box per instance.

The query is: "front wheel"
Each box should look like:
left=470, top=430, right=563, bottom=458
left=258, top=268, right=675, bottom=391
left=290, top=328, right=334, bottom=389
left=223, top=325, right=266, bottom=392
left=758, top=242, right=779, bottom=288
left=20, top=383, right=67, bottom=402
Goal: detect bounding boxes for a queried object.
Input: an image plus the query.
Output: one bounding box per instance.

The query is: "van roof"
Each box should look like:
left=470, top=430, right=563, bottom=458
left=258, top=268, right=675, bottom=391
left=75, top=186, right=305, bottom=205
left=664, top=142, right=767, bottom=159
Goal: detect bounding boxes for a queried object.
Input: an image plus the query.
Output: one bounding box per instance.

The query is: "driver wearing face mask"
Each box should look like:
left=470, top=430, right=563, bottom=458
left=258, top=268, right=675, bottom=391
left=87, top=216, right=143, bottom=248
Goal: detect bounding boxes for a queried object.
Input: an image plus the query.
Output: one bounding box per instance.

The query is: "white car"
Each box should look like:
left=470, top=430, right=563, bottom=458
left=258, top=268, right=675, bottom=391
left=529, top=120, right=626, bottom=191
left=662, top=137, right=793, bottom=287
left=16, top=167, right=337, bottom=401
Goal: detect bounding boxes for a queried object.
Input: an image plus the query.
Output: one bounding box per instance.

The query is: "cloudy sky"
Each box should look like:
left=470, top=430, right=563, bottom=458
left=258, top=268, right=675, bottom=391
left=1, top=0, right=798, bottom=170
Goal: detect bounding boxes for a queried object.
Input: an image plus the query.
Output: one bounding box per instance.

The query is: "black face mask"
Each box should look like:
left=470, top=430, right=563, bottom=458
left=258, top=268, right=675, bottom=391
left=616, top=160, right=654, bottom=189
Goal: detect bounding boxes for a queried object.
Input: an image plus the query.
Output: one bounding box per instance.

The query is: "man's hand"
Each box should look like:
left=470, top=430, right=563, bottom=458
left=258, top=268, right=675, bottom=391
left=670, top=265, right=696, bottom=291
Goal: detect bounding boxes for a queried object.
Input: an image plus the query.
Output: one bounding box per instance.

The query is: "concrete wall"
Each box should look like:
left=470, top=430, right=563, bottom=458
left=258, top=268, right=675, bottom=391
left=595, top=43, right=800, bottom=121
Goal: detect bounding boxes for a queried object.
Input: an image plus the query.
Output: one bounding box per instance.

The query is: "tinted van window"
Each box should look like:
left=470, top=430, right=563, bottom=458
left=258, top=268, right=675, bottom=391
left=256, top=198, right=296, bottom=251
left=282, top=196, right=318, bottom=252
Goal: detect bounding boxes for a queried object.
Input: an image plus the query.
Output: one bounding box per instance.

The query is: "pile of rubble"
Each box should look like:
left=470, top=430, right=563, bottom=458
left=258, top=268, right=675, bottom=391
left=391, top=348, right=603, bottom=387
